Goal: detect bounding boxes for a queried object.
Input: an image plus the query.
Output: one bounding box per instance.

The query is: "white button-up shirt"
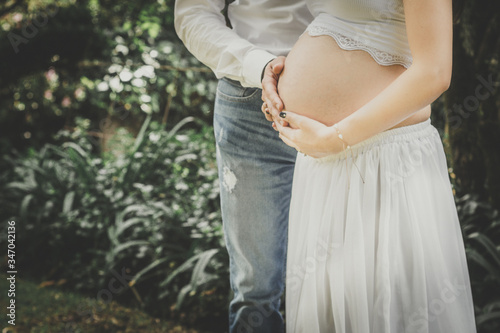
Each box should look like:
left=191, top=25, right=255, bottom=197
left=174, top=0, right=313, bottom=88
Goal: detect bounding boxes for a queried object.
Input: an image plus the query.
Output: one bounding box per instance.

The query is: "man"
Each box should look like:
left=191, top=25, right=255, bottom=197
left=174, top=1, right=312, bottom=332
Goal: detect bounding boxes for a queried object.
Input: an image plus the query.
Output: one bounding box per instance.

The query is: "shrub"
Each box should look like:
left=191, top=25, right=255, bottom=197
left=458, top=193, right=500, bottom=333
left=0, top=116, right=229, bottom=330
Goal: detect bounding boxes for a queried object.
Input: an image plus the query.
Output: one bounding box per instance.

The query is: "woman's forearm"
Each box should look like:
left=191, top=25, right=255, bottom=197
left=334, top=0, right=453, bottom=149
left=332, top=62, right=450, bottom=148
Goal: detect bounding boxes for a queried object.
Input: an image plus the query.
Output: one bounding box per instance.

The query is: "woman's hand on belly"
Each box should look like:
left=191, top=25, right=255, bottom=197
left=275, top=110, right=342, bottom=158
left=261, top=56, right=287, bottom=122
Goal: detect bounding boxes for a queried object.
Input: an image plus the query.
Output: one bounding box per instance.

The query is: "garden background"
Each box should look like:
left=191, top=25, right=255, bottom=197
left=0, top=0, right=499, bottom=332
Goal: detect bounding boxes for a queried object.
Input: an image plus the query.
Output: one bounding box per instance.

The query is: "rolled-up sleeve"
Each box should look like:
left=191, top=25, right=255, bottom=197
left=174, top=0, right=276, bottom=87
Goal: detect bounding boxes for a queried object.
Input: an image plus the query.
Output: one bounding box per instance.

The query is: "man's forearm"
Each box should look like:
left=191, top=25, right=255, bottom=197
left=174, top=0, right=276, bottom=87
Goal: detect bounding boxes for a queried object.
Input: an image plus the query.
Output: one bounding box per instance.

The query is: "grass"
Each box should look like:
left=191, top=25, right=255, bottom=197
left=0, top=273, right=204, bottom=333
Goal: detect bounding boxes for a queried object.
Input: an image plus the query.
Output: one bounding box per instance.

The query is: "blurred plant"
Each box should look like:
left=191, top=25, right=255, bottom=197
left=0, top=116, right=228, bottom=329
left=457, top=193, right=500, bottom=333
left=440, top=0, right=500, bottom=211
left=0, top=1, right=222, bottom=329
left=0, top=0, right=217, bottom=153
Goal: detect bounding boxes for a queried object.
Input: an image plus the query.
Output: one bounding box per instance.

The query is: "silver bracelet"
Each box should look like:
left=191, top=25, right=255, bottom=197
left=332, top=123, right=365, bottom=186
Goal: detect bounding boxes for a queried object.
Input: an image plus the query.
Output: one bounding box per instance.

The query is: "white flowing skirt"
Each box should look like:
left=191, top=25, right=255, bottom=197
left=286, top=119, right=476, bottom=333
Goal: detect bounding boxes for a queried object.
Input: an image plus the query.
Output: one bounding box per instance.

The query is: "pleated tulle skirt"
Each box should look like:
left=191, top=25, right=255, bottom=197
left=285, top=119, right=477, bottom=333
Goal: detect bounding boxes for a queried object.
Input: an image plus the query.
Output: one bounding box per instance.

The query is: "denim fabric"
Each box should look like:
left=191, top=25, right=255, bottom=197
left=213, top=78, right=297, bottom=333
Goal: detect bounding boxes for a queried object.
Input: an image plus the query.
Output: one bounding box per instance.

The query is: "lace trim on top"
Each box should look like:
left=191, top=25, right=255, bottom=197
left=307, top=25, right=412, bottom=68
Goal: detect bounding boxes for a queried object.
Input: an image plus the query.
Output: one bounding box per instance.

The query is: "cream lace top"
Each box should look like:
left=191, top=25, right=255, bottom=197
left=306, top=0, right=413, bottom=68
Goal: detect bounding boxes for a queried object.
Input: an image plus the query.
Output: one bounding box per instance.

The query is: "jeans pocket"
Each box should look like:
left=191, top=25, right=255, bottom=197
left=216, top=77, right=260, bottom=102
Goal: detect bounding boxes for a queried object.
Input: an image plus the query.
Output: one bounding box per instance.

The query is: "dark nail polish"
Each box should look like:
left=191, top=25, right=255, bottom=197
left=279, top=112, right=286, bottom=118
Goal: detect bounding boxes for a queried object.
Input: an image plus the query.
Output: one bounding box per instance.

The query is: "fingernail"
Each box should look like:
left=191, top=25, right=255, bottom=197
left=279, top=112, right=286, bottom=118
left=266, top=110, right=270, bottom=114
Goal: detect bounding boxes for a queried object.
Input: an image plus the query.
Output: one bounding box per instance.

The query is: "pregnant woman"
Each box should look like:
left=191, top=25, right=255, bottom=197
left=264, top=0, right=477, bottom=332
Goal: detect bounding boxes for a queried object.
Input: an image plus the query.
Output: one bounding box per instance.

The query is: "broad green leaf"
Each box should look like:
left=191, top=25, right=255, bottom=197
left=62, top=191, right=75, bottom=214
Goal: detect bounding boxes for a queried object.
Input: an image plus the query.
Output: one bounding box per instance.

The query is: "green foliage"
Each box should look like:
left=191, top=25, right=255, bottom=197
left=0, top=0, right=222, bottom=329
left=0, top=0, right=217, bottom=152
left=442, top=0, right=500, bottom=210
left=458, top=194, right=500, bottom=332
left=0, top=273, right=204, bottom=332
left=0, top=117, right=228, bottom=329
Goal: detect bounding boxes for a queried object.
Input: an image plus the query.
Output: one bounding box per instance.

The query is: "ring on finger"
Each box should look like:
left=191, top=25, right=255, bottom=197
left=262, top=102, right=270, bottom=115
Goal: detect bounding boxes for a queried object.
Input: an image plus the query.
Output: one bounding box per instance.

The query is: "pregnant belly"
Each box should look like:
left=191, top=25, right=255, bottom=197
left=278, top=33, right=430, bottom=127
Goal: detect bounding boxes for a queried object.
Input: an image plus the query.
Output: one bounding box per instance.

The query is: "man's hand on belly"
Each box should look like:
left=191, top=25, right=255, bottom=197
left=261, top=56, right=288, bottom=126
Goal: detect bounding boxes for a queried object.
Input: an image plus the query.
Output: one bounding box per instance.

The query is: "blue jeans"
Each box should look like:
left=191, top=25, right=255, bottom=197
left=213, top=78, right=297, bottom=333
